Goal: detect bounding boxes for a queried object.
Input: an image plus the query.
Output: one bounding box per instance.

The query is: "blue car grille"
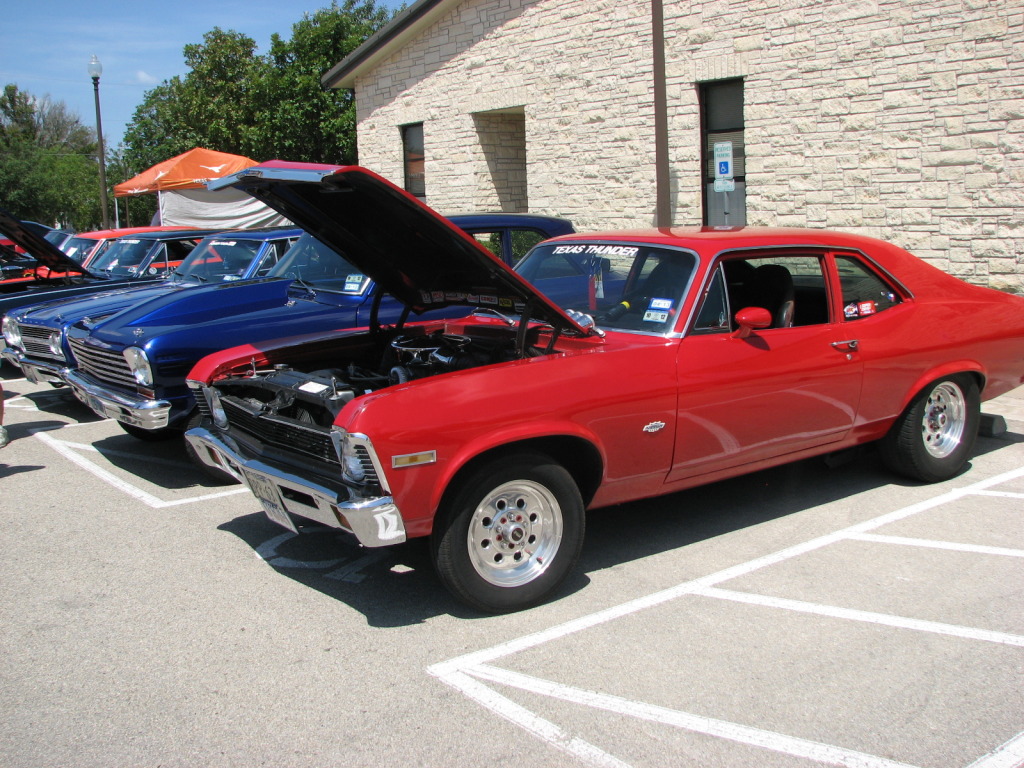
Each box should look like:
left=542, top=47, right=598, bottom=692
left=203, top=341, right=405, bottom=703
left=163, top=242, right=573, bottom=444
left=19, top=324, right=65, bottom=362
left=67, top=338, right=135, bottom=388
left=222, top=398, right=340, bottom=467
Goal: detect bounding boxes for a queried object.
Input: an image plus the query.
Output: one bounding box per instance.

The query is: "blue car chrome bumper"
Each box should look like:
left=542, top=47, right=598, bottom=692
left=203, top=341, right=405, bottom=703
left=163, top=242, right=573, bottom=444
left=64, top=369, right=172, bottom=430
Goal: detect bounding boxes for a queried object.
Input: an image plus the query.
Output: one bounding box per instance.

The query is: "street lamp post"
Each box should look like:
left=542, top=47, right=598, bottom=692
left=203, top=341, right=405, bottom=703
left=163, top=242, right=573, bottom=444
left=88, top=54, right=111, bottom=230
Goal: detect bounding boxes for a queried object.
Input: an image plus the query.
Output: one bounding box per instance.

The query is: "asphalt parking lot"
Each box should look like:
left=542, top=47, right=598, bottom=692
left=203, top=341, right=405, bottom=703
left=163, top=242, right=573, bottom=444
left=1, top=365, right=1022, bottom=768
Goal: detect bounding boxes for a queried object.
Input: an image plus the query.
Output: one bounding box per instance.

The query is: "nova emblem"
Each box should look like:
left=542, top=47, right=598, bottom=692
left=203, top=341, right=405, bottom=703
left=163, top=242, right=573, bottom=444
left=643, top=421, right=666, bottom=433
left=133, top=327, right=145, bottom=337
left=374, top=511, right=403, bottom=541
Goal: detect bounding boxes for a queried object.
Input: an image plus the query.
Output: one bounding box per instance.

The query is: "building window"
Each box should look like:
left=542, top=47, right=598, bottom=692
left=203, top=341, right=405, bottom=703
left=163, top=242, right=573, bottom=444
left=700, top=79, right=745, bottom=226
left=402, top=123, right=425, bottom=198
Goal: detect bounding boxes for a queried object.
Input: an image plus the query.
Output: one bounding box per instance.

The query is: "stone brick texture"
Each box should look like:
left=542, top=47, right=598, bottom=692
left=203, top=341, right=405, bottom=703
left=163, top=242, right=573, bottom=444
left=351, top=0, right=1023, bottom=292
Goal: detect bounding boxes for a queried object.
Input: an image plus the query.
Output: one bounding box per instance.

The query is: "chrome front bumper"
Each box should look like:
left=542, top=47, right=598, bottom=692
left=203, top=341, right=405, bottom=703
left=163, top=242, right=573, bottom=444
left=1, top=346, right=66, bottom=385
left=184, top=426, right=407, bottom=547
left=64, top=369, right=171, bottom=429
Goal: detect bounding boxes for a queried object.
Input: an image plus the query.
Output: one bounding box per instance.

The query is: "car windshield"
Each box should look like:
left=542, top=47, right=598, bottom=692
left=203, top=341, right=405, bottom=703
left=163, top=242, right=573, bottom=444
left=173, top=237, right=261, bottom=282
left=61, top=236, right=100, bottom=265
left=267, top=233, right=369, bottom=294
left=88, top=238, right=156, bottom=277
left=515, top=242, right=698, bottom=334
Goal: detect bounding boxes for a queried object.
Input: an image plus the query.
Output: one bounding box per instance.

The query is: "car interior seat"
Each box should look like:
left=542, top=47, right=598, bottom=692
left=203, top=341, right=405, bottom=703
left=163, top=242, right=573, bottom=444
left=748, top=264, right=795, bottom=327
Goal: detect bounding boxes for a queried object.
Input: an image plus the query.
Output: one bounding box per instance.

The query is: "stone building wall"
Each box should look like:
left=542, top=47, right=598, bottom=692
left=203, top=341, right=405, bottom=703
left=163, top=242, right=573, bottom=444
left=350, top=0, right=1023, bottom=291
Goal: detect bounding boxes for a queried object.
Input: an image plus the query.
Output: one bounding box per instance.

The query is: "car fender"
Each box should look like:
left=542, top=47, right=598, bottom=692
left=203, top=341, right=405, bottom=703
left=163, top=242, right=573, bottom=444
left=897, top=360, right=986, bottom=415
left=426, top=418, right=607, bottom=515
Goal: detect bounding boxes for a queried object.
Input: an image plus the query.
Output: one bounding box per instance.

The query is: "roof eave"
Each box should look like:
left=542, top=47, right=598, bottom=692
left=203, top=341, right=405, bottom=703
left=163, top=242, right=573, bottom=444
left=321, top=0, right=458, bottom=90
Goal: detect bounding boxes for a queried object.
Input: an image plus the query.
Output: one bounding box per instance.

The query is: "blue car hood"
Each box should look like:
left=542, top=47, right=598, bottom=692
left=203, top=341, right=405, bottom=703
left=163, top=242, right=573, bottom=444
left=83, top=278, right=369, bottom=352
left=8, top=281, right=189, bottom=328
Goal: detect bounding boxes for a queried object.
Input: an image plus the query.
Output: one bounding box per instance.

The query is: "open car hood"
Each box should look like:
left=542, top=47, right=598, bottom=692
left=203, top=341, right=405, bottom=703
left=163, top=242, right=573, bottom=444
left=210, top=162, right=586, bottom=334
left=0, top=207, right=92, bottom=276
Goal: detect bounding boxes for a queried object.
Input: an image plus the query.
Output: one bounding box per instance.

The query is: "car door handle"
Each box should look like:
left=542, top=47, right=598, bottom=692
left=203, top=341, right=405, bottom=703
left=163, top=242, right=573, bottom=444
left=831, top=339, right=859, bottom=351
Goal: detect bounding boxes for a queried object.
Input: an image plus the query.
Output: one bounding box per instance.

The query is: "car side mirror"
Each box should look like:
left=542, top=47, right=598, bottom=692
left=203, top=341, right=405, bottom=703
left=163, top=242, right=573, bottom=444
left=732, top=306, right=772, bottom=339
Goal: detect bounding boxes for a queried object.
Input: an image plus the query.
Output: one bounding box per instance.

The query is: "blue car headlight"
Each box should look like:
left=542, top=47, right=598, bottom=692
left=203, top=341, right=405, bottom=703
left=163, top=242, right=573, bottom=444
left=2, top=316, right=21, bottom=349
left=123, top=346, right=154, bottom=387
left=48, top=330, right=64, bottom=358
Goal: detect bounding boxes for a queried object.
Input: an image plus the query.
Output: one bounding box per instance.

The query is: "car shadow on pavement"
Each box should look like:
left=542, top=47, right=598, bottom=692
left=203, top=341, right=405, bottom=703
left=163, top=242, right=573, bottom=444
left=217, top=513, right=465, bottom=626
left=88, top=431, right=237, bottom=490
left=213, top=429, right=1023, bottom=627
left=9, top=386, right=104, bottom=424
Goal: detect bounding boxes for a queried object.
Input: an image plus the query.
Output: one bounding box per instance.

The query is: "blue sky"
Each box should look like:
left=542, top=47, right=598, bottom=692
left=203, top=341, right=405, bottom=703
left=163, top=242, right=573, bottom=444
left=1, top=0, right=406, bottom=149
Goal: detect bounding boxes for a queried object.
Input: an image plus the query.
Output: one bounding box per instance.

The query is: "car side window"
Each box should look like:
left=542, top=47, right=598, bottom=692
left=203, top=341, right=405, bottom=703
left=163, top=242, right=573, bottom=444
left=471, top=232, right=503, bottom=261
left=255, top=241, right=286, bottom=276
left=835, top=255, right=902, bottom=320
left=509, top=230, right=547, bottom=263
left=697, top=253, right=831, bottom=331
left=692, top=266, right=730, bottom=332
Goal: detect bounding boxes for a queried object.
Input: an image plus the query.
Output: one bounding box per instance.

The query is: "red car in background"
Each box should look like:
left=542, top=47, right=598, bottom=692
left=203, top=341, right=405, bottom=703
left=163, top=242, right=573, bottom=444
left=36, top=225, right=189, bottom=280
left=185, top=163, right=1024, bottom=613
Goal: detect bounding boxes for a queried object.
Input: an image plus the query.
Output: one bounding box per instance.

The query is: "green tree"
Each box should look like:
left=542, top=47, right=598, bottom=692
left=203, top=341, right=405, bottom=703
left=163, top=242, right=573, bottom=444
left=122, top=1, right=392, bottom=176
left=0, top=84, right=102, bottom=229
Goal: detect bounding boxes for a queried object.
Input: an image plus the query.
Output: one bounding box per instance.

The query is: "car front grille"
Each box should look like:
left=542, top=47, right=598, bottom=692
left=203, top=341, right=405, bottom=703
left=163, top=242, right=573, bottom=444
left=19, top=324, right=65, bottom=362
left=222, top=398, right=340, bottom=467
left=68, top=338, right=135, bottom=388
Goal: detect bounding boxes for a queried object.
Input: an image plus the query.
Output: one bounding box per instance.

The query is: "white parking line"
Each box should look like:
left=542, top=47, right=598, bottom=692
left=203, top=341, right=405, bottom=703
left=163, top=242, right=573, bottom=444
left=430, top=462, right=1024, bottom=768
left=848, top=532, right=1024, bottom=558
left=33, top=429, right=247, bottom=508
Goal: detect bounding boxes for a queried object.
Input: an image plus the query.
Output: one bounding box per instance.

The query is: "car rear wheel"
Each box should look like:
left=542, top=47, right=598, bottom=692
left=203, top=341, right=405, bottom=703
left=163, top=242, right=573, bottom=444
left=432, top=453, right=584, bottom=613
left=880, top=375, right=980, bottom=483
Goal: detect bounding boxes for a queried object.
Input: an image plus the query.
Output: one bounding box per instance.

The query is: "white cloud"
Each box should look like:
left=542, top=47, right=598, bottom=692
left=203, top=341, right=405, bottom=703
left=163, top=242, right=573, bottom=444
left=136, top=70, right=160, bottom=85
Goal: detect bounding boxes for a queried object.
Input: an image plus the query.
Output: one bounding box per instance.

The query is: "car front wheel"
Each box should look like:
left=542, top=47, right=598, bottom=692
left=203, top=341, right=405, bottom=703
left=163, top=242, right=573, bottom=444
left=432, top=453, right=585, bottom=613
left=880, top=374, right=980, bottom=483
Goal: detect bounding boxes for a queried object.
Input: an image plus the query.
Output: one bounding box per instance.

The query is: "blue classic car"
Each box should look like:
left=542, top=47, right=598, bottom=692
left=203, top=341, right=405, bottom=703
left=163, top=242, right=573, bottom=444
left=59, top=211, right=573, bottom=474
left=2, top=227, right=302, bottom=384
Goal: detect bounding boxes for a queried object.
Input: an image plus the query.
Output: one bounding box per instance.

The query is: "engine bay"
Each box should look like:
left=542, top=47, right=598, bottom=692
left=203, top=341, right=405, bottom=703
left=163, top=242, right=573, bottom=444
left=211, top=323, right=550, bottom=431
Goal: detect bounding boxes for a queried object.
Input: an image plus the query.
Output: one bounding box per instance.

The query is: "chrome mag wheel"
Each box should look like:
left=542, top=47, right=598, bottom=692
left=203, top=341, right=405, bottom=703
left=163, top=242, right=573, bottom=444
left=466, top=479, right=564, bottom=588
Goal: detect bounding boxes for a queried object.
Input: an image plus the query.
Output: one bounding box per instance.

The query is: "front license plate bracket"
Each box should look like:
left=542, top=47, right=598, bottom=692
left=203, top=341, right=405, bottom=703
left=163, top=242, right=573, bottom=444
left=243, top=469, right=297, bottom=533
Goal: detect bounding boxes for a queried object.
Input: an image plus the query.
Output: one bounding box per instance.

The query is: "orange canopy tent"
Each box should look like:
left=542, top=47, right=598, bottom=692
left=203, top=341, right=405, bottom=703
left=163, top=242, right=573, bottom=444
left=113, top=148, right=257, bottom=196
left=112, top=148, right=289, bottom=229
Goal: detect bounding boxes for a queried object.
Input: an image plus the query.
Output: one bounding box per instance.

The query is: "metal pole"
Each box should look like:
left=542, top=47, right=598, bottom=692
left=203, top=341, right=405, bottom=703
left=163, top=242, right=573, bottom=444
left=652, top=0, right=671, bottom=228
left=91, top=75, right=110, bottom=230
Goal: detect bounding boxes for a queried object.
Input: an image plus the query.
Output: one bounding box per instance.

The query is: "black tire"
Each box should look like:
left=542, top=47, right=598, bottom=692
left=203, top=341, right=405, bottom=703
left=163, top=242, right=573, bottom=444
left=432, top=452, right=585, bottom=613
left=118, top=421, right=182, bottom=442
left=880, top=374, right=980, bottom=483
left=182, top=410, right=239, bottom=485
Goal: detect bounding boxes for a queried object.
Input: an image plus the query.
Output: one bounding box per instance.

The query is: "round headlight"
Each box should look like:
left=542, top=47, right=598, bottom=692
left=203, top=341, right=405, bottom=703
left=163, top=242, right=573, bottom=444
left=123, top=346, right=154, bottom=387
left=48, top=330, right=63, bottom=358
left=2, top=316, right=21, bottom=348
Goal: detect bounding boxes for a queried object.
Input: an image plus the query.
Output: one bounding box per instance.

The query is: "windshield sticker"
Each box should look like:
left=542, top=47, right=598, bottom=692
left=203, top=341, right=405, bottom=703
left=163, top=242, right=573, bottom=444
left=553, top=244, right=640, bottom=257
left=121, top=239, right=142, bottom=244
left=148, top=267, right=158, bottom=275
left=344, top=274, right=365, bottom=292
left=223, top=275, right=240, bottom=281
left=211, top=240, right=237, bottom=246
left=643, top=297, right=674, bottom=324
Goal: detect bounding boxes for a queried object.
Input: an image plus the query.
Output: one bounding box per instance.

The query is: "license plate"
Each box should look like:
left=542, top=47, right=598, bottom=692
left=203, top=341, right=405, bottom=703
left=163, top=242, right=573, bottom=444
left=242, top=470, right=297, bottom=533
left=22, top=365, right=41, bottom=385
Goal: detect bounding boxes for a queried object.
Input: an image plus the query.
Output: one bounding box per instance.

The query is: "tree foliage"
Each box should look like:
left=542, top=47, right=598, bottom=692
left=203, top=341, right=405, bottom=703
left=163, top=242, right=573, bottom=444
left=0, top=84, right=101, bottom=229
left=122, top=0, right=391, bottom=176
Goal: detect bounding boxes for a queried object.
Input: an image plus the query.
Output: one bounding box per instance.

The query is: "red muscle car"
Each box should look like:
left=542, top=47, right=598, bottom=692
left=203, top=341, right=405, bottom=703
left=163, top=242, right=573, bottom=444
left=185, top=163, right=1024, bottom=612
